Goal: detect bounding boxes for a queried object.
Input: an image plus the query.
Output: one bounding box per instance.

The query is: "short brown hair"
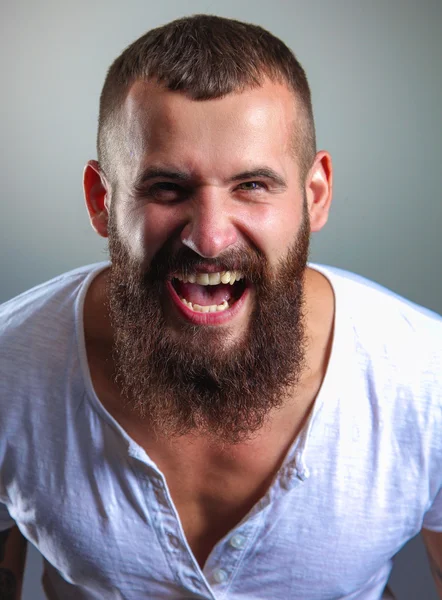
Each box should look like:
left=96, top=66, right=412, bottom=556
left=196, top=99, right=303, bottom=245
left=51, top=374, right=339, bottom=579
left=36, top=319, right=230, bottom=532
left=98, top=14, right=316, bottom=183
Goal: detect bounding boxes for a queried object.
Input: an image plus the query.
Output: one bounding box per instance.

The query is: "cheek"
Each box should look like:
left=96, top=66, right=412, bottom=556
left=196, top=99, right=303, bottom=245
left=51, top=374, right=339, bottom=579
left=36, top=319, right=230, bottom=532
left=237, top=202, right=303, bottom=264
left=115, top=203, right=183, bottom=264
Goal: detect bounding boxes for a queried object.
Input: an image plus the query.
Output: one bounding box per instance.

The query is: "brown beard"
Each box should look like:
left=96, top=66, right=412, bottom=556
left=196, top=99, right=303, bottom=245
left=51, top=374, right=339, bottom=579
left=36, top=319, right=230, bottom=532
left=107, top=204, right=310, bottom=444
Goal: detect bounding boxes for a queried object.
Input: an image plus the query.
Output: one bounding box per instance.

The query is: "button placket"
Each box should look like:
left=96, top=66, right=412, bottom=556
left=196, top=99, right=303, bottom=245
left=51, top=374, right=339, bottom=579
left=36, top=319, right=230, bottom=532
left=145, top=476, right=206, bottom=596
left=129, top=462, right=214, bottom=598
left=203, top=524, right=255, bottom=596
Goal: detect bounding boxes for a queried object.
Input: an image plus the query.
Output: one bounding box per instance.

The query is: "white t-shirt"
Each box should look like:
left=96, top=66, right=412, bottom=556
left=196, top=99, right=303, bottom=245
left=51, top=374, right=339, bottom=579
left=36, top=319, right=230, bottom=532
left=0, top=262, right=441, bottom=600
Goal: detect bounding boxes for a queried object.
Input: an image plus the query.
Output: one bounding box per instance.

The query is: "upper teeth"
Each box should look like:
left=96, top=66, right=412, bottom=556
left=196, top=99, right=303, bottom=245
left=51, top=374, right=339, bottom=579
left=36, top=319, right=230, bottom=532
left=175, top=271, right=244, bottom=286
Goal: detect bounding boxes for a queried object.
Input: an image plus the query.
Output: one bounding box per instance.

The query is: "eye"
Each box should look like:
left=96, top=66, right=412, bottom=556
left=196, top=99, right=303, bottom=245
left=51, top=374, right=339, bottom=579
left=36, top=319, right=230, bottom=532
left=236, top=181, right=267, bottom=192
left=147, top=182, right=188, bottom=202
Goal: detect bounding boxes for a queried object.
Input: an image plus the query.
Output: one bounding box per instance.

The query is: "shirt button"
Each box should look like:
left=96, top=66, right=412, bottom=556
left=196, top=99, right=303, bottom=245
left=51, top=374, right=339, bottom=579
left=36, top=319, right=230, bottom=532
left=212, top=568, right=228, bottom=584
left=229, top=533, right=246, bottom=549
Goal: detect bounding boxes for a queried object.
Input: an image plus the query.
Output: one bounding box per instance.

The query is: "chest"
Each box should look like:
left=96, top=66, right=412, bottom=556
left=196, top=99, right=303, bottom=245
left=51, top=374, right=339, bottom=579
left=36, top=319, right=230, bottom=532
left=6, top=401, right=428, bottom=600
left=145, top=440, right=288, bottom=568
left=11, top=444, right=421, bottom=600
left=163, top=468, right=275, bottom=567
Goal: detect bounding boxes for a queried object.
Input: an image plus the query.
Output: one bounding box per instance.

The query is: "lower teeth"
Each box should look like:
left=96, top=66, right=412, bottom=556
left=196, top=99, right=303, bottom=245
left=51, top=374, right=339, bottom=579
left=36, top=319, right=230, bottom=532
left=180, top=297, right=229, bottom=313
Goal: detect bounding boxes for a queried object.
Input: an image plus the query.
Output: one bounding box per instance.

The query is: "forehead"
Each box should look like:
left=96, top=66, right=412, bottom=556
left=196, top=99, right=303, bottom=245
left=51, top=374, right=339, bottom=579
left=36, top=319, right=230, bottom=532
left=121, top=78, right=298, bottom=174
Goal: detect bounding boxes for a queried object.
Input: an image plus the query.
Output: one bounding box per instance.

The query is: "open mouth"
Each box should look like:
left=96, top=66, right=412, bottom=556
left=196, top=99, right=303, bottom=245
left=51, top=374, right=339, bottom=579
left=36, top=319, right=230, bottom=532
left=170, top=270, right=247, bottom=313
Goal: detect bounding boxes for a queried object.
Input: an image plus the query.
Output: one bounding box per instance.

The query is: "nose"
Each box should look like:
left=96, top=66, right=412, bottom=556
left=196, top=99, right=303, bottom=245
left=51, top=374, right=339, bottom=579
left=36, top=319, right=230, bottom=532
left=180, top=191, right=238, bottom=258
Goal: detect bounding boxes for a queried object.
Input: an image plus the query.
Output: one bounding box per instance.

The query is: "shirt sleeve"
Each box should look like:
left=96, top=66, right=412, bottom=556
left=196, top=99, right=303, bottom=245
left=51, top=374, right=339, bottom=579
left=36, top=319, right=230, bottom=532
left=0, top=501, right=15, bottom=531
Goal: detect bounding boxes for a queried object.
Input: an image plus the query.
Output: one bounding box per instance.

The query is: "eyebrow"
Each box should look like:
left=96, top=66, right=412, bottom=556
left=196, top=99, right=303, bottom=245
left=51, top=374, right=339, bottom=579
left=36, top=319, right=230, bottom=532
left=229, top=168, right=287, bottom=188
left=134, top=168, right=190, bottom=188
left=134, top=166, right=287, bottom=189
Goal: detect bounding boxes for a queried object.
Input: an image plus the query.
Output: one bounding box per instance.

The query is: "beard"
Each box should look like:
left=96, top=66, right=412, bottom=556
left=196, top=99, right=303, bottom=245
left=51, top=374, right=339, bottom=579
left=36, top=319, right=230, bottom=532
left=107, top=205, right=310, bottom=445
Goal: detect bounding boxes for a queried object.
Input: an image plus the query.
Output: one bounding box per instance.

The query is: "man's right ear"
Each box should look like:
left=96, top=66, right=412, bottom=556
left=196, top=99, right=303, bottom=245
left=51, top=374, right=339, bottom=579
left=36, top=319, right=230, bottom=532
left=83, top=160, right=110, bottom=238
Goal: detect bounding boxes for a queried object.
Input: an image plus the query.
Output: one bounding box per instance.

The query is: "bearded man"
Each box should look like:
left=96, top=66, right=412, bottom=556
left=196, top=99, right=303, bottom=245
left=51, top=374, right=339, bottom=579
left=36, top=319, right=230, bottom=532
left=0, top=14, right=441, bottom=600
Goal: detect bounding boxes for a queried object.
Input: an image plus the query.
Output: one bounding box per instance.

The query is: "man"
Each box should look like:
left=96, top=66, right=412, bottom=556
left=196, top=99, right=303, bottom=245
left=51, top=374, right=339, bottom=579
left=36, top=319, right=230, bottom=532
left=0, top=14, right=441, bottom=600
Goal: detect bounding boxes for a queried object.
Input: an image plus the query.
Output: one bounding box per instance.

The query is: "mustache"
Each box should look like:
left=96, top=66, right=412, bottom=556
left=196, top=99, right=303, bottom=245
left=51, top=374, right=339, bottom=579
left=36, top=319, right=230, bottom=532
left=145, top=243, right=268, bottom=284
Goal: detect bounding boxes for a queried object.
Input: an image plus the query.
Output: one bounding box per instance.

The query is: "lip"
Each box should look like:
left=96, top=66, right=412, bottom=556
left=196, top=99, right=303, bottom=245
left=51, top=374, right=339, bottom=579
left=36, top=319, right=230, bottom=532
left=166, top=279, right=250, bottom=325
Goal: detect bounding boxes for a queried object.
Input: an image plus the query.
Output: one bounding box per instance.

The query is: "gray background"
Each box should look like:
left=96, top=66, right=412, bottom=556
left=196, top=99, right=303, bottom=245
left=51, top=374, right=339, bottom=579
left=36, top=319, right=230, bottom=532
left=1, top=0, right=441, bottom=598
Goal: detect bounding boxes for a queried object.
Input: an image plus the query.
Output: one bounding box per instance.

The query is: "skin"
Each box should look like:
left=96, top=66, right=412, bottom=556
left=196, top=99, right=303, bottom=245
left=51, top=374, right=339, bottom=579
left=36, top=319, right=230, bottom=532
left=85, top=78, right=333, bottom=339
left=0, top=526, right=27, bottom=600
left=83, top=78, right=335, bottom=566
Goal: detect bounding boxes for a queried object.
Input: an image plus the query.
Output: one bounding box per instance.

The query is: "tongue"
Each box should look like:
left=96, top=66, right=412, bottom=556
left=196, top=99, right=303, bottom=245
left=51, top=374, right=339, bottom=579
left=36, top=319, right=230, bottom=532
left=176, top=282, right=233, bottom=306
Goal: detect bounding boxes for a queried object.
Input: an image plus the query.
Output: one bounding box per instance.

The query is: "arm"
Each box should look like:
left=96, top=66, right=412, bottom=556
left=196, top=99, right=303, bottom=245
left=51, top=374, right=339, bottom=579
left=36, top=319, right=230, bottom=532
left=422, top=528, right=442, bottom=599
left=0, top=526, right=28, bottom=600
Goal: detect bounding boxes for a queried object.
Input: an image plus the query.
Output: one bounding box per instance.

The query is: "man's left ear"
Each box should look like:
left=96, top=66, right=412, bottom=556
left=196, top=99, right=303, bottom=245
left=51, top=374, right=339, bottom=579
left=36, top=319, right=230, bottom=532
left=83, top=160, right=110, bottom=238
left=305, top=151, right=333, bottom=233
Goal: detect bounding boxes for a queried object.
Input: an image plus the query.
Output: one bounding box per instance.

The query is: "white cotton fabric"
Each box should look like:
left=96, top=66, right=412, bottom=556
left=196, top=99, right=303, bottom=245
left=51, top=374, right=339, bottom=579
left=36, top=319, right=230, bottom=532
left=0, top=262, right=441, bottom=600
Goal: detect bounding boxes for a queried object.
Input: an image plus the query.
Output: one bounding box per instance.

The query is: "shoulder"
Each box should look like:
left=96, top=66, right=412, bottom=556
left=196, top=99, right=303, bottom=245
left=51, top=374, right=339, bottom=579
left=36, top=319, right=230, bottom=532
left=0, top=264, right=111, bottom=517
left=0, top=262, right=109, bottom=406
left=0, top=263, right=109, bottom=341
left=312, top=262, right=442, bottom=425
left=311, top=265, right=442, bottom=516
left=312, top=263, right=442, bottom=353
